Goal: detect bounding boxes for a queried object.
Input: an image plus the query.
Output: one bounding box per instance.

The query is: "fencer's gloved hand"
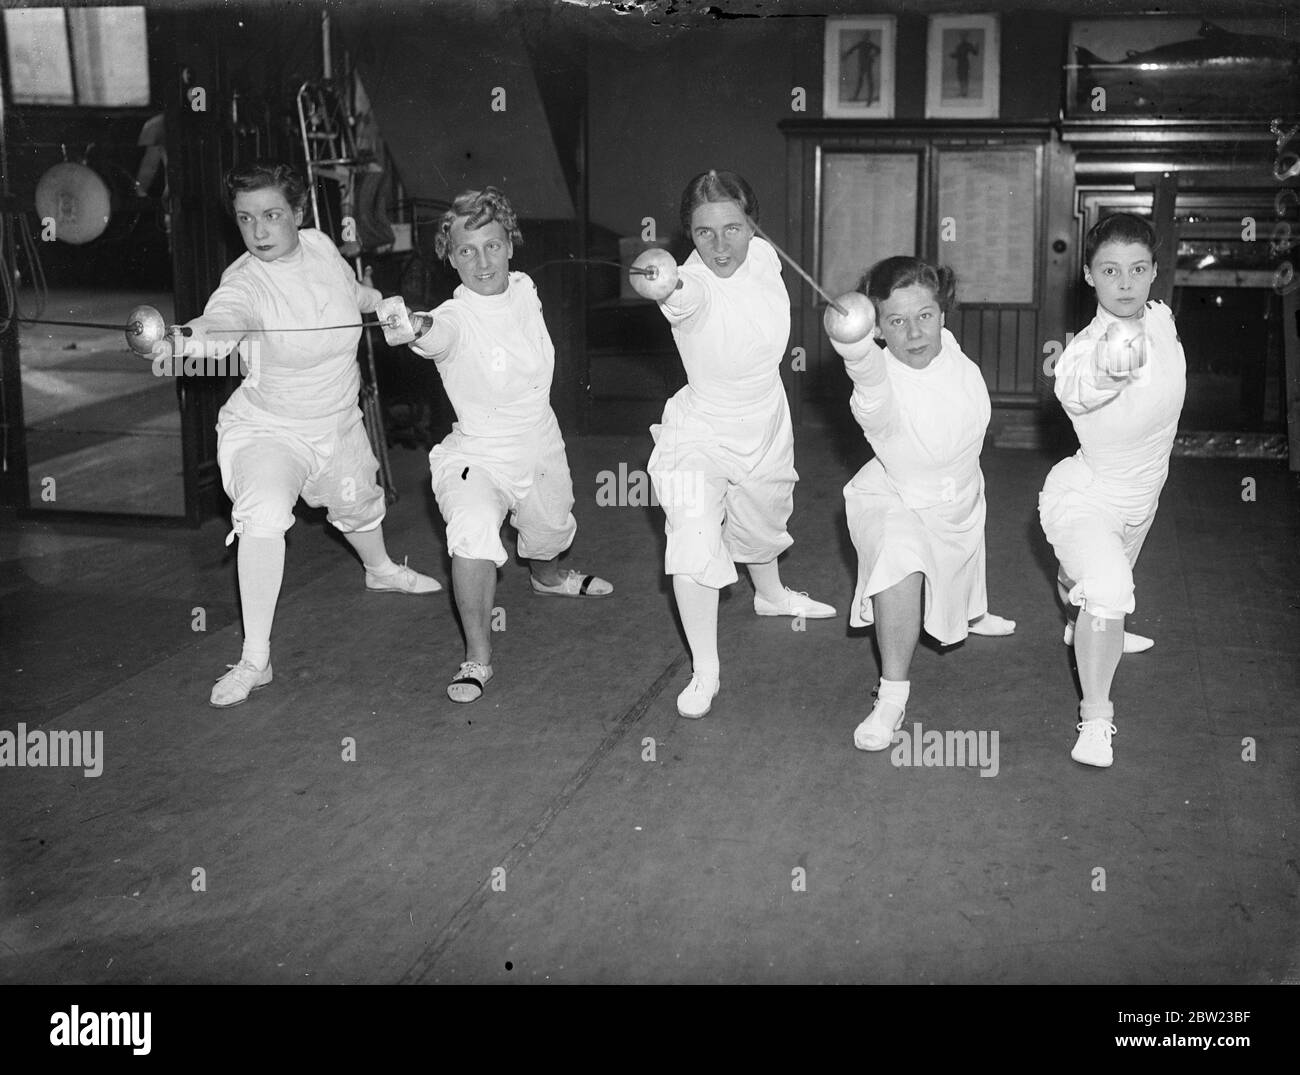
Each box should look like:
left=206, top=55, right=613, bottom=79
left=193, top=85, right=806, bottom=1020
left=629, top=248, right=681, bottom=302
left=378, top=295, right=419, bottom=346
left=126, top=303, right=185, bottom=359
left=823, top=292, right=877, bottom=345
left=1098, top=321, right=1147, bottom=378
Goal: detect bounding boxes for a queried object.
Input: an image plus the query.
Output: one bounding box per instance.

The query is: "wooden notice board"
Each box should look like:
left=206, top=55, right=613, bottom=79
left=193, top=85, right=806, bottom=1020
left=819, top=151, right=920, bottom=298
left=935, top=146, right=1038, bottom=305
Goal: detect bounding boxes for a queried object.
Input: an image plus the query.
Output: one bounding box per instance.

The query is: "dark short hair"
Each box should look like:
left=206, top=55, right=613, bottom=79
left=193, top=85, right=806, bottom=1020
left=860, top=255, right=957, bottom=315
left=224, top=160, right=309, bottom=217
left=1085, top=212, right=1158, bottom=267
left=434, top=187, right=523, bottom=262
left=679, top=170, right=758, bottom=236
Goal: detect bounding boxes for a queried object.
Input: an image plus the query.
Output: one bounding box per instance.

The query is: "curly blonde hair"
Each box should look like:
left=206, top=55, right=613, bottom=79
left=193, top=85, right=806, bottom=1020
left=434, top=187, right=523, bottom=261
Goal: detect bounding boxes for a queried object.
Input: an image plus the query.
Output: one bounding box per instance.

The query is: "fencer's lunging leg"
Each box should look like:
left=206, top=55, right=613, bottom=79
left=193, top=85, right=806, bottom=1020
left=674, top=575, right=720, bottom=680
left=210, top=532, right=283, bottom=707
left=1070, top=608, right=1124, bottom=767
left=854, top=573, right=922, bottom=752
left=745, top=558, right=786, bottom=606
left=874, top=572, right=923, bottom=682
left=237, top=533, right=284, bottom=669
left=1075, top=610, right=1124, bottom=712
left=344, top=526, right=393, bottom=571
left=673, top=575, right=720, bottom=718
left=452, top=556, right=496, bottom=667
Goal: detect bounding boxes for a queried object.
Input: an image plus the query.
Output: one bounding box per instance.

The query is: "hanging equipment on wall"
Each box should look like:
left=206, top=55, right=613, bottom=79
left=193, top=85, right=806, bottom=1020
left=34, top=161, right=112, bottom=245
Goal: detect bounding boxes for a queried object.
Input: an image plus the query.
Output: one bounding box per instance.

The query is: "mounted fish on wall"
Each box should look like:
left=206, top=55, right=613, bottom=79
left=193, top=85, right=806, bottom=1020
left=1065, top=17, right=1300, bottom=119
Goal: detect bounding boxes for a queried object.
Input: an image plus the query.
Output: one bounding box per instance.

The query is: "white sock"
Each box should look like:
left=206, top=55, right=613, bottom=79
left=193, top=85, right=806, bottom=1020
left=877, top=677, right=910, bottom=709
left=344, top=526, right=394, bottom=572
left=240, top=642, right=271, bottom=670
left=237, top=534, right=284, bottom=670
left=745, top=559, right=785, bottom=605
left=1081, top=700, right=1114, bottom=723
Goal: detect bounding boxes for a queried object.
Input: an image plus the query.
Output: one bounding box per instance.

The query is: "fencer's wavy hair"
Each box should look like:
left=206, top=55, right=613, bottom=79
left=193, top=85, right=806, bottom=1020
left=224, top=161, right=309, bottom=218
left=1084, top=212, right=1159, bottom=267
left=860, top=256, right=957, bottom=317
left=434, top=187, right=523, bottom=261
left=679, top=170, right=759, bottom=236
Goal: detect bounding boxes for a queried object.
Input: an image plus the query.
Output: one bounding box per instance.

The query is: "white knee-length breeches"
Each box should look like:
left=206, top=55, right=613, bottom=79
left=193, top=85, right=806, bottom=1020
left=429, top=431, right=577, bottom=567
left=1039, top=456, right=1155, bottom=620
left=648, top=396, right=796, bottom=590
left=216, top=397, right=385, bottom=542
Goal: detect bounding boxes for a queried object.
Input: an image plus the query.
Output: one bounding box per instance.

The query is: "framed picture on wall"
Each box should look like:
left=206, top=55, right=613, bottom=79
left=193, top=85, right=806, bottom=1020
left=925, top=14, right=1000, bottom=120
left=823, top=16, right=896, bottom=119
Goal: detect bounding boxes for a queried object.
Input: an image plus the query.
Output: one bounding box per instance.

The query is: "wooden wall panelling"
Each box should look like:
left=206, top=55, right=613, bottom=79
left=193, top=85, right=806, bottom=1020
left=785, top=122, right=1055, bottom=439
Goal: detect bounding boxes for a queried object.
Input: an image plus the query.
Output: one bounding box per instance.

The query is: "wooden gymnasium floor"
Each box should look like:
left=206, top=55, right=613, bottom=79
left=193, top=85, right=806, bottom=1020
left=18, top=289, right=183, bottom=517
left=0, top=430, right=1297, bottom=984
